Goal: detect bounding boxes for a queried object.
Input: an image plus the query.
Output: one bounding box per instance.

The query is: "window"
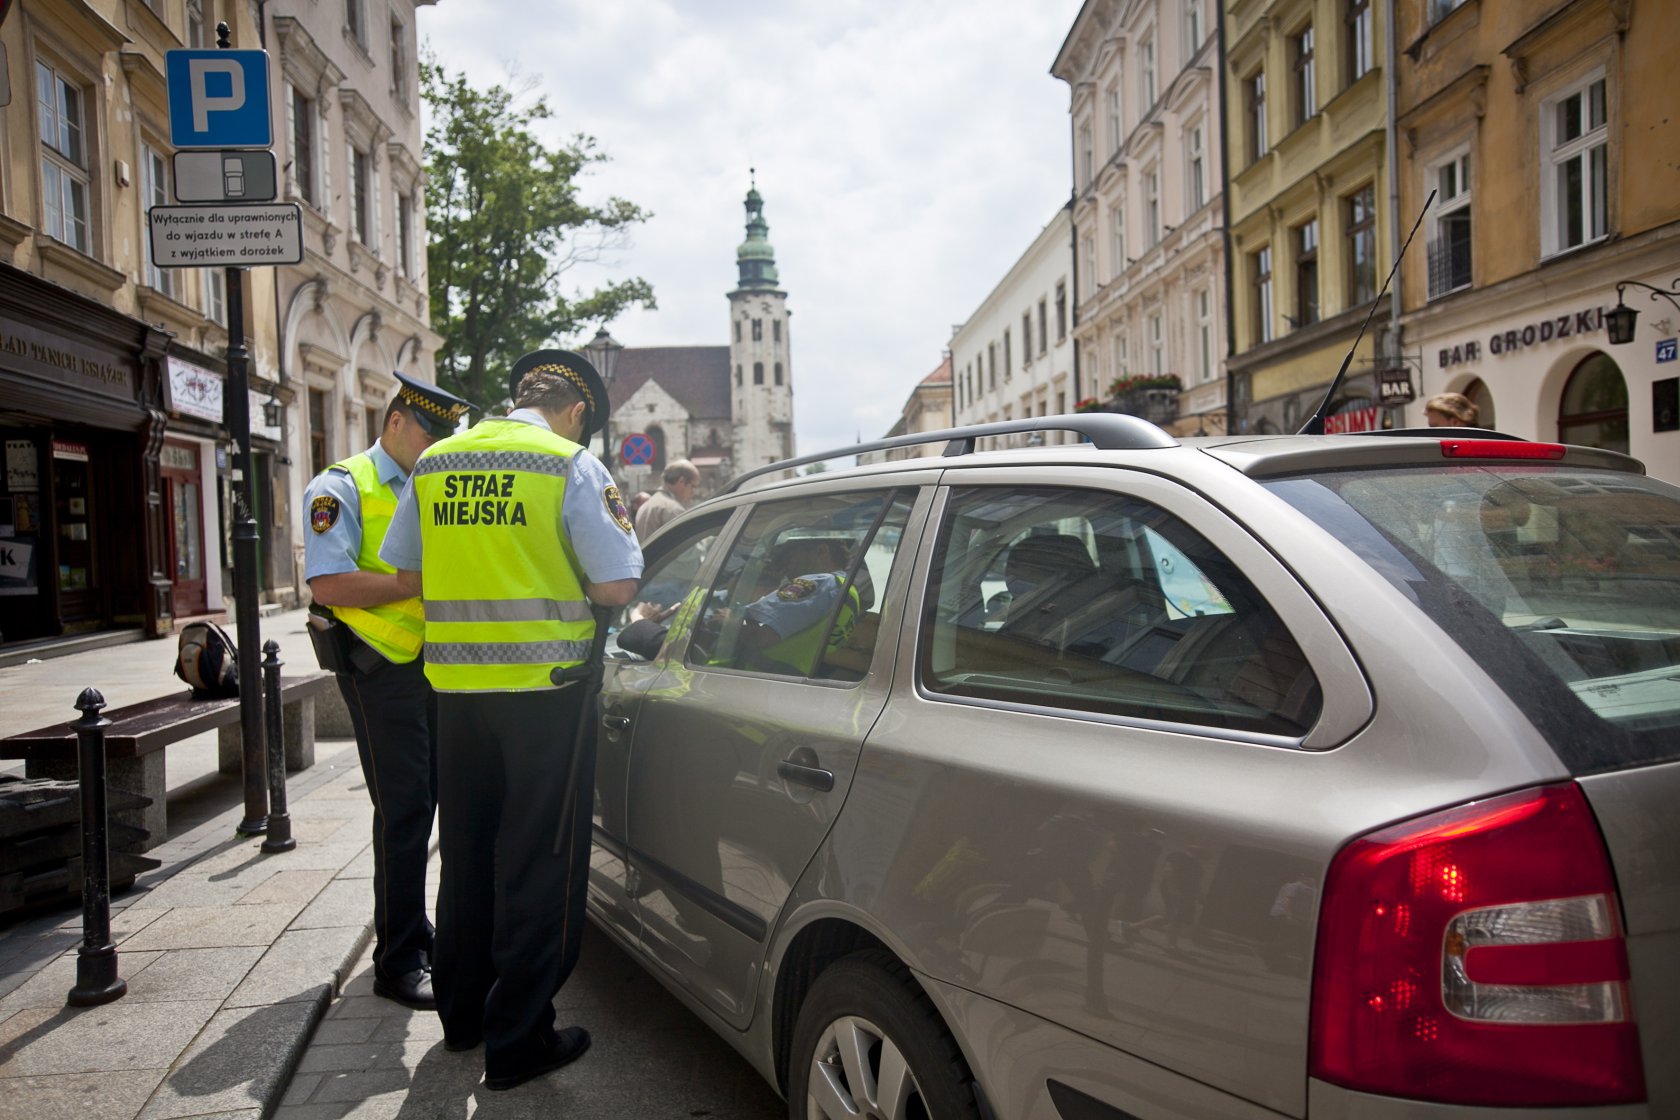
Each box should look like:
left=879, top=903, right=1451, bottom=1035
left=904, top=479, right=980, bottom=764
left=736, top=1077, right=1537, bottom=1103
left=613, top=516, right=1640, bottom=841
left=308, top=388, right=330, bottom=476
left=203, top=268, right=226, bottom=326
left=1543, top=76, right=1608, bottom=256
left=1081, top=233, right=1096, bottom=298
left=616, top=514, right=729, bottom=660
left=1292, top=25, right=1316, bottom=127
left=389, top=15, right=407, bottom=99
left=735, top=364, right=742, bottom=387
left=36, top=61, right=91, bottom=253
left=1557, top=352, right=1628, bottom=453
left=1186, top=1, right=1204, bottom=59
left=1110, top=204, right=1126, bottom=278
left=1187, top=125, right=1206, bottom=211
left=1080, top=123, right=1094, bottom=189
left=397, top=191, right=415, bottom=277
left=1141, top=37, right=1157, bottom=107
left=920, top=486, right=1321, bottom=736
left=734, top=319, right=742, bottom=342
left=1116, top=331, right=1129, bottom=372
left=774, top=362, right=784, bottom=386
left=1149, top=313, right=1164, bottom=374
left=1022, top=312, right=1033, bottom=364
left=1144, top=170, right=1160, bottom=247
left=350, top=147, right=371, bottom=243
left=1246, top=69, right=1269, bottom=162
left=1196, top=289, right=1213, bottom=382
left=143, top=144, right=174, bottom=297
left=1347, top=0, right=1373, bottom=86
left=346, top=0, right=367, bottom=47
left=1427, top=152, right=1472, bottom=297
left=686, top=490, right=914, bottom=682
left=988, top=343, right=997, bottom=390
left=773, top=319, right=782, bottom=343
left=1346, top=186, right=1378, bottom=305
left=292, top=88, right=317, bottom=207
left=1106, top=84, right=1122, bottom=157
left=1253, top=245, right=1274, bottom=344
left=1056, top=282, right=1068, bottom=341
left=1428, top=0, right=1468, bottom=23
left=1038, top=299, right=1048, bottom=355
left=752, top=318, right=763, bottom=341
left=366, top=406, right=380, bottom=446
left=1004, top=329, right=1012, bottom=379
left=1294, top=218, right=1320, bottom=326
left=754, top=361, right=764, bottom=385
left=186, top=0, right=205, bottom=47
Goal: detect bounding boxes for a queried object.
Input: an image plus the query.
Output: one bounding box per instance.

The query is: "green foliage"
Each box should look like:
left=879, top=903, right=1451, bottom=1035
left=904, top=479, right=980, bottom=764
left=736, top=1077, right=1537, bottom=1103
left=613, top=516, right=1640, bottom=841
left=422, top=55, right=655, bottom=407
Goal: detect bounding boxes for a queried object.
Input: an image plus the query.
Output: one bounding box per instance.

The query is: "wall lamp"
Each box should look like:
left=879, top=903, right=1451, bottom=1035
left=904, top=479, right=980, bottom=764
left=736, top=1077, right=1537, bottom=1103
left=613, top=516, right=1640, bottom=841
left=1605, top=277, right=1680, bottom=345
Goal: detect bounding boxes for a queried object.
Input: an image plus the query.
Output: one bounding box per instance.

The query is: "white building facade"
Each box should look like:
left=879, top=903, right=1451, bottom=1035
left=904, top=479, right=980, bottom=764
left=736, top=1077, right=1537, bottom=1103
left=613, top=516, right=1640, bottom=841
left=1053, top=0, right=1228, bottom=435
left=951, top=209, right=1077, bottom=447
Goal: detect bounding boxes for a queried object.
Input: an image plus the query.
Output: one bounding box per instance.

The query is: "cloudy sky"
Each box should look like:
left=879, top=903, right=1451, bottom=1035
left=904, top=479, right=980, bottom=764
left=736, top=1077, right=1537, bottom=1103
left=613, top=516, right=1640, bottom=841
left=416, top=0, right=1085, bottom=457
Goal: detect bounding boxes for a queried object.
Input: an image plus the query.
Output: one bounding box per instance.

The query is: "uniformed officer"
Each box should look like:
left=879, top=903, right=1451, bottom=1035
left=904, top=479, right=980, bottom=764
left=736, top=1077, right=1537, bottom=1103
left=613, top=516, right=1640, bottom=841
left=302, top=371, right=472, bottom=1011
left=381, top=349, right=642, bottom=1091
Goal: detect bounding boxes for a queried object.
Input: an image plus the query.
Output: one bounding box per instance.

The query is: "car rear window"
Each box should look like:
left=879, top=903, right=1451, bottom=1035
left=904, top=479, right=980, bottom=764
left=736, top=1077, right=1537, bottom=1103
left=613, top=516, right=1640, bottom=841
left=1266, top=465, right=1680, bottom=774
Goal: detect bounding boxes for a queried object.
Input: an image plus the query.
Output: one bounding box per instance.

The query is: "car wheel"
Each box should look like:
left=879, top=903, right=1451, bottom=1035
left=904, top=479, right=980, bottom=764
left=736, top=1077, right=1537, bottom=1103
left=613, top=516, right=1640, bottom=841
left=788, top=950, right=980, bottom=1120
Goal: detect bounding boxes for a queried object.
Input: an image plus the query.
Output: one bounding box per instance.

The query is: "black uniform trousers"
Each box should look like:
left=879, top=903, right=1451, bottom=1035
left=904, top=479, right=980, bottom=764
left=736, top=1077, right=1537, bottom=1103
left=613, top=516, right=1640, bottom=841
left=337, top=655, right=438, bottom=981
left=433, top=685, right=595, bottom=1078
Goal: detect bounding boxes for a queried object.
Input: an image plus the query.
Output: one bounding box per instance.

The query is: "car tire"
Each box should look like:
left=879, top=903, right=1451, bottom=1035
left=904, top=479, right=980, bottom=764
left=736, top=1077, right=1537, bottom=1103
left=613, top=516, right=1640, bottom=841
left=787, top=950, right=980, bottom=1120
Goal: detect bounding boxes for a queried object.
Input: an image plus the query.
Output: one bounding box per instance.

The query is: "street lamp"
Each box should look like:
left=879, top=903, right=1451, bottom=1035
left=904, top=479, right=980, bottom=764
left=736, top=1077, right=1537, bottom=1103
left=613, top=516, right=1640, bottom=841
left=1605, top=277, right=1680, bottom=345
left=581, top=326, right=623, bottom=467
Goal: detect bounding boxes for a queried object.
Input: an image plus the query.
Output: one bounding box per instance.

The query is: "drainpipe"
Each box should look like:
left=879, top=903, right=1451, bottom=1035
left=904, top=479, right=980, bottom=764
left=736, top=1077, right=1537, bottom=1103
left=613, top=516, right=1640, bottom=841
left=1068, top=194, right=1081, bottom=406
left=1385, top=0, right=1404, bottom=416
left=1216, top=2, right=1238, bottom=434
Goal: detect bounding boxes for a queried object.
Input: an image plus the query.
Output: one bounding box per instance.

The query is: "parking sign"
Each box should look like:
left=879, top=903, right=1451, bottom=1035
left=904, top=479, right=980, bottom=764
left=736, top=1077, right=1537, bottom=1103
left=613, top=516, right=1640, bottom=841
left=166, top=50, right=271, bottom=149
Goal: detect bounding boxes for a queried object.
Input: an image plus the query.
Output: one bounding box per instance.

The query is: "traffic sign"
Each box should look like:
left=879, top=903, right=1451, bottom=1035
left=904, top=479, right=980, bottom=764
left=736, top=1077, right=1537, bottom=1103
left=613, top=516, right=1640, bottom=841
left=620, top=432, right=656, bottom=466
left=173, top=150, right=277, bottom=203
left=149, top=204, right=303, bottom=267
left=166, top=50, right=272, bottom=149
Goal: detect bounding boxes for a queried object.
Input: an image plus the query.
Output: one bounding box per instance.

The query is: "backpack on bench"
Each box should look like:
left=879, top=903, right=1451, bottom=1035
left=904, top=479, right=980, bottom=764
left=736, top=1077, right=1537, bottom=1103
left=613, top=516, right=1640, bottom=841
left=175, top=621, right=239, bottom=698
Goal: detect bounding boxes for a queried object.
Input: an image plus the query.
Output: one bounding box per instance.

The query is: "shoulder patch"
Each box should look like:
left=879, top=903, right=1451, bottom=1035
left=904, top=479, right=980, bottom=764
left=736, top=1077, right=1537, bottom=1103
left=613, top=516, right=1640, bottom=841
left=604, top=484, right=633, bottom=533
left=777, top=577, right=818, bottom=602
left=310, top=494, right=340, bottom=534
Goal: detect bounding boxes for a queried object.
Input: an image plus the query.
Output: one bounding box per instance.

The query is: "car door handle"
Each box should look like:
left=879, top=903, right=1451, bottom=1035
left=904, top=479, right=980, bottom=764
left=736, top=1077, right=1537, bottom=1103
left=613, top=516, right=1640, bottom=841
left=777, top=760, right=834, bottom=793
left=602, top=715, right=631, bottom=731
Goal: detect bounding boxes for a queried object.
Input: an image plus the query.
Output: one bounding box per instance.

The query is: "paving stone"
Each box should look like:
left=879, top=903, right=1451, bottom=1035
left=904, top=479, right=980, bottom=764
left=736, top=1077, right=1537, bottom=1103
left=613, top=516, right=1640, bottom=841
left=0, top=998, right=221, bottom=1077
left=224, top=926, right=368, bottom=1008
left=302, top=1068, right=411, bottom=1103
left=277, top=1071, right=322, bottom=1107
left=138, top=1000, right=323, bottom=1120
left=0, top=950, right=163, bottom=1018
left=0, top=1068, right=166, bottom=1120
left=118, top=903, right=301, bottom=952
left=288, top=878, right=371, bottom=931
left=237, top=868, right=336, bottom=908
left=293, top=1037, right=433, bottom=1075
left=306, top=1016, right=380, bottom=1046
left=321, top=995, right=392, bottom=1020
left=120, top=946, right=263, bottom=1005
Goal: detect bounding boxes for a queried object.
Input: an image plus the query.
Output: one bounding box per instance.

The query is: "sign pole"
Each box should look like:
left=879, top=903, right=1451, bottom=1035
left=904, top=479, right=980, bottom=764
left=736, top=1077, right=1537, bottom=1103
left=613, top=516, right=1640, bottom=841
left=217, top=20, right=267, bottom=836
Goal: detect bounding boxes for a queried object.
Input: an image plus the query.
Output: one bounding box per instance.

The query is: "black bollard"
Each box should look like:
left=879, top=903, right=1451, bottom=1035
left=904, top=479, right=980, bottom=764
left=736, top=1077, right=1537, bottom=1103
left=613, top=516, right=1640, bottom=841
left=261, top=641, right=296, bottom=853
left=68, top=688, right=126, bottom=1007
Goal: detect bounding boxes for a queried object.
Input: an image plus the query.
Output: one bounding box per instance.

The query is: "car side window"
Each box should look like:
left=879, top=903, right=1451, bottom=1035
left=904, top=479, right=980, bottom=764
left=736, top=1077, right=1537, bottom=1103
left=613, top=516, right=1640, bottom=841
left=687, top=489, right=913, bottom=681
left=921, top=485, right=1322, bottom=736
left=615, top=512, right=729, bottom=661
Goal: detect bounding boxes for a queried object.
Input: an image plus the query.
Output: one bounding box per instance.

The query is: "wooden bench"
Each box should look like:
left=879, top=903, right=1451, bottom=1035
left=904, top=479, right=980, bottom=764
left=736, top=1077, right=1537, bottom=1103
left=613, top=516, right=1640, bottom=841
left=0, top=674, right=337, bottom=850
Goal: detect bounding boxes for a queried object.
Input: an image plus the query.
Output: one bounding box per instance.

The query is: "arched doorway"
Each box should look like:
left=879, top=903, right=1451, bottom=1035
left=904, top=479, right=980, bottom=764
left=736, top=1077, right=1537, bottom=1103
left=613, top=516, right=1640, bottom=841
left=647, top=425, right=668, bottom=472
left=1461, top=376, right=1495, bottom=430
left=1557, top=352, right=1629, bottom=453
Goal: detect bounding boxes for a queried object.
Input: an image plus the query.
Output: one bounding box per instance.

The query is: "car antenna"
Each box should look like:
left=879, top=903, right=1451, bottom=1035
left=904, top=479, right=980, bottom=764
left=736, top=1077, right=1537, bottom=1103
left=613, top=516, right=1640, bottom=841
left=1298, top=189, right=1436, bottom=435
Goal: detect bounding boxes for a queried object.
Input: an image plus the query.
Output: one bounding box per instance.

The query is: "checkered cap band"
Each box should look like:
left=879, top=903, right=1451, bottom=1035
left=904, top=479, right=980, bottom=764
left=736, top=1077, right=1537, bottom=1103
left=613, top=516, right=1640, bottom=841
left=522, top=363, right=597, bottom=416
left=399, top=385, right=467, bottom=422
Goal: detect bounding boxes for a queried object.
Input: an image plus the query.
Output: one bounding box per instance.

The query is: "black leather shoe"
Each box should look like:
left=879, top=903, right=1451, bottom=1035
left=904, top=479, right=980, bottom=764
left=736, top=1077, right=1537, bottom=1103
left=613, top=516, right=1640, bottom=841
left=444, top=1033, right=482, bottom=1052
left=483, top=1026, right=591, bottom=1091
left=372, top=968, right=436, bottom=1010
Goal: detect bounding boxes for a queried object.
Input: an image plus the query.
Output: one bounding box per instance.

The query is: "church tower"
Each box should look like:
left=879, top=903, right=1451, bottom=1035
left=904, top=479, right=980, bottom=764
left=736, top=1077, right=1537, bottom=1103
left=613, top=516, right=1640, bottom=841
left=728, top=172, right=794, bottom=469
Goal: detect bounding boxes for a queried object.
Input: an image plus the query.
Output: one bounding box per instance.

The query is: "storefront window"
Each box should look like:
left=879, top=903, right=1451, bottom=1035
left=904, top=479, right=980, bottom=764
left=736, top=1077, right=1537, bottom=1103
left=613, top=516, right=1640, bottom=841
left=1462, top=377, right=1494, bottom=430
left=1558, top=352, right=1628, bottom=453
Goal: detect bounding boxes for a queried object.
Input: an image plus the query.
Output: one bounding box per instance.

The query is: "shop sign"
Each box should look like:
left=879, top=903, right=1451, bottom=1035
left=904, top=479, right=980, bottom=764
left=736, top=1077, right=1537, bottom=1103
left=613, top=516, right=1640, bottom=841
left=1324, top=406, right=1382, bottom=434
left=51, top=439, right=89, bottom=462
left=5, top=439, right=37, bottom=490
left=0, top=536, right=38, bottom=597
left=0, top=320, right=133, bottom=398
left=1438, top=305, right=1611, bottom=369
left=166, top=356, right=225, bottom=423
left=1377, top=367, right=1415, bottom=405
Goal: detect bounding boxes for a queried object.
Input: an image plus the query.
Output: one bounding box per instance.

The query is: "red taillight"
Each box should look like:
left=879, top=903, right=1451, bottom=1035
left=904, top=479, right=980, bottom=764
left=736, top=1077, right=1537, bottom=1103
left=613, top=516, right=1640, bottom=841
left=1440, top=439, right=1567, bottom=460
left=1309, top=783, right=1645, bottom=1107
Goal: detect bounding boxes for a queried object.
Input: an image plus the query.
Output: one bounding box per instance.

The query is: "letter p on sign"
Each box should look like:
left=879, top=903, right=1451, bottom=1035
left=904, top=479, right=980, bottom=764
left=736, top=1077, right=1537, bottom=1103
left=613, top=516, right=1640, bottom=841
left=166, top=49, right=272, bottom=149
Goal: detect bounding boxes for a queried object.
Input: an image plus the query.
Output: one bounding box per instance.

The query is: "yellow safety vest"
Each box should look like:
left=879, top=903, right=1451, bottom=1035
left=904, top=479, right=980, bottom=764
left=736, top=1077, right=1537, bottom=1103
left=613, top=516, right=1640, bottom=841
left=757, top=575, right=862, bottom=676
left=327, top=452, right=425, bottom=664
left=410, top=418, right=594, bottom=692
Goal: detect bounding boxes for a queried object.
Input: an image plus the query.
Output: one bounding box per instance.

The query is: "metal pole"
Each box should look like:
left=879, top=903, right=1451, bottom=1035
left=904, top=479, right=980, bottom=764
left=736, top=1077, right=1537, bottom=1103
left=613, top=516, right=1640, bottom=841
left=68, top=688, right=126, bottom=1007
left=261, top=640, right=295, bottom=853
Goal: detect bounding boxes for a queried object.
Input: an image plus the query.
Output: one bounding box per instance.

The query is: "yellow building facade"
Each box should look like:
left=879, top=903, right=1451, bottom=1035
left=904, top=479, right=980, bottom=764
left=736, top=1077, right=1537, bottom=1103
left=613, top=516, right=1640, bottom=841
left=1223, top=0, right=1396, bottom=434
left=1396, top=0, right=1680, bottom=483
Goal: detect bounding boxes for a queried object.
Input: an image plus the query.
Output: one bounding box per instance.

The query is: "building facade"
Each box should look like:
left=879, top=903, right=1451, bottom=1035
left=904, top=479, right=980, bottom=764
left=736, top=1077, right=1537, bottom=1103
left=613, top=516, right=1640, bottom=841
left=1395, top=0, right=1680, bottom=482
left=1223, top=0, right=1396, bottom=435
left=1053, top=0, right=1227, bottom=437
left=950, top=209, right=1076, bottom=448
left=0, top=0, right=281, bottom=644
left=858, top=356, right=954, bottom=465
left=266, top=0, right=440, bottom=600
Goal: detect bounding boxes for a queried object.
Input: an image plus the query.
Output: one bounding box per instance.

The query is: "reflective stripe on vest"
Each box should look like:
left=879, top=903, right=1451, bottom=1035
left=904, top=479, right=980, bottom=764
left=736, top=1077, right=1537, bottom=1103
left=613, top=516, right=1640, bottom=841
left=410, top=418, right=593, bottom=692
left=327, top=452, right=425, bottom=664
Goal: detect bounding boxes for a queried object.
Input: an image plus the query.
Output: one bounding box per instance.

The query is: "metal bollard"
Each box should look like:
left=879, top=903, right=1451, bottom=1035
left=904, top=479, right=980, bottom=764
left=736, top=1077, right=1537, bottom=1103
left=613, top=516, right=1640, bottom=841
left=68, top=688, right=127, bottom=1007
left=261, top=641, right=296, bottom=853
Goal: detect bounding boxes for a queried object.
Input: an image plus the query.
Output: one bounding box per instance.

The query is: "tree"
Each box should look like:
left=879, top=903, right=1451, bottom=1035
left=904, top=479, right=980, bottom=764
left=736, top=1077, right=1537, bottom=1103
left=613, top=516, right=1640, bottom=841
left=422, top=56, right=655, bottom=407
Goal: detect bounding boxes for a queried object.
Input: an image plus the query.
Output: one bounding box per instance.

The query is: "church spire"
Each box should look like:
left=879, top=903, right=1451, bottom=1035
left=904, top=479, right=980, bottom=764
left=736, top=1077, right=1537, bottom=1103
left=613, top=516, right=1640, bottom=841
left=735, top=168, right=780, bottom=290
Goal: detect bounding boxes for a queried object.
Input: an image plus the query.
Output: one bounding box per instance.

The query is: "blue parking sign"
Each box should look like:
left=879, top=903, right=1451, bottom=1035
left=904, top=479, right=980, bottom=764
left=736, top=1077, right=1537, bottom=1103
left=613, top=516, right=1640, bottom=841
left=1658, top=338, right=1678, bottom=364
left=166, top=50, right=271, bottom=149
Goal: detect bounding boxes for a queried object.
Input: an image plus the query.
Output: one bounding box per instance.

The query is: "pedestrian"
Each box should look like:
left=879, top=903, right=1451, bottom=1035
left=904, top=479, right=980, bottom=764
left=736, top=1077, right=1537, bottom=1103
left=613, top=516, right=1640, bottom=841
left=629, top=490, right=652, bottom=519
left=634, top=459, right=700, bottom=538
left=302, top=371, right=472, bottom=1011
left=1424, top=391, right=1479, bottom=427
left=381, top=348, right=643, bottom=1091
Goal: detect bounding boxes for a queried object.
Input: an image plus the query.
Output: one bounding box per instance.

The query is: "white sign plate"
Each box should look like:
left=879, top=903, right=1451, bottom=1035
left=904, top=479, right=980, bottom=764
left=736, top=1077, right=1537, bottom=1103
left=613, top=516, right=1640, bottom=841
left=166, top=356, right=226, bottom=422
left=149, top=204, right=303, bottom=267
left=173, top=150, right=278, bottom=203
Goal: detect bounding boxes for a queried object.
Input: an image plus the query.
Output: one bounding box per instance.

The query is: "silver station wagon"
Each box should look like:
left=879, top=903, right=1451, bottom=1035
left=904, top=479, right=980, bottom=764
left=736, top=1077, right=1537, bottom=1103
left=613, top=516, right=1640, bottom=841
left=585, top=416, right=1679, bottom=1120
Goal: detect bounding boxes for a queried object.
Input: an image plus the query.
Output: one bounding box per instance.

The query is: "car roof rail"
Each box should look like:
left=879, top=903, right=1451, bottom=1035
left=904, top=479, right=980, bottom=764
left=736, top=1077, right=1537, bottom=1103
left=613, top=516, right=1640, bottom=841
left=721, top=413, right=1178, bottom=495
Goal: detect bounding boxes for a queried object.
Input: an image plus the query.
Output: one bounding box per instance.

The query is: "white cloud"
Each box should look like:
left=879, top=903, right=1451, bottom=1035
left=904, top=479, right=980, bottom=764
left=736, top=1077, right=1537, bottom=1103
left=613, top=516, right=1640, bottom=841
left=419, top=0, right=1082, bottom=457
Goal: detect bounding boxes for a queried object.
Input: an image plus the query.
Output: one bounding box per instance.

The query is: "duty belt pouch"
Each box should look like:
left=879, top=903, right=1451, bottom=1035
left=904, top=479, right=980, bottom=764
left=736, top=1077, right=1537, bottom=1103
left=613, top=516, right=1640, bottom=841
left=306, top=606, right=356, bottom=674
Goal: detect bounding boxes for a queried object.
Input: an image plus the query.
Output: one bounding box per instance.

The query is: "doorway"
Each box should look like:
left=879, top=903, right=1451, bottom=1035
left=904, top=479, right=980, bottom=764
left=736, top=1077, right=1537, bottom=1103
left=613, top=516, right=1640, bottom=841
left=161, top=440, right=207, bottom=616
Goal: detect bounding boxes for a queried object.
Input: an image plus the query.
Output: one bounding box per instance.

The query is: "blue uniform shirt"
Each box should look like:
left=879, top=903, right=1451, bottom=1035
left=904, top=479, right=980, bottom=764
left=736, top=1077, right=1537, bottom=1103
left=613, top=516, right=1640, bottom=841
left=381, top=409, right=644, bottom=585
left=303, top=440, right=408, bottom=580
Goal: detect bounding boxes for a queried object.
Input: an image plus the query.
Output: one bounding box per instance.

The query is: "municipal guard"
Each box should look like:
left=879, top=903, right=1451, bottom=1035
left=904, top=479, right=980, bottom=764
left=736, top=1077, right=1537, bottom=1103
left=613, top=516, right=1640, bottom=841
left=302, top=371, right=472, bottom=1012
left=381, top=349, right=642, bottom=1091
